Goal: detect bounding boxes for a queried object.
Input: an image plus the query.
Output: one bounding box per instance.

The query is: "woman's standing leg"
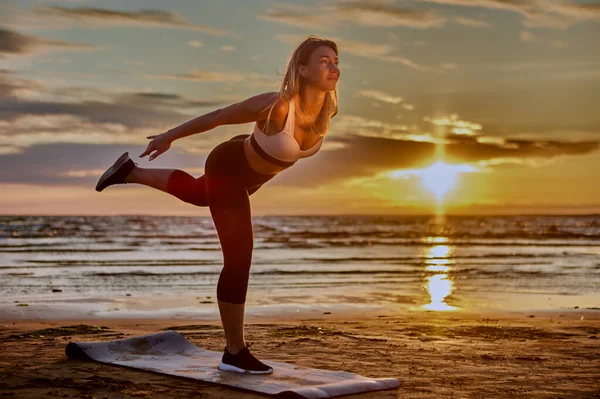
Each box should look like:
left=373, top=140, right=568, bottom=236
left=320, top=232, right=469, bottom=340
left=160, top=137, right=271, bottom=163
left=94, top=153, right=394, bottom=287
left=206, top=171, right=254, bottom=354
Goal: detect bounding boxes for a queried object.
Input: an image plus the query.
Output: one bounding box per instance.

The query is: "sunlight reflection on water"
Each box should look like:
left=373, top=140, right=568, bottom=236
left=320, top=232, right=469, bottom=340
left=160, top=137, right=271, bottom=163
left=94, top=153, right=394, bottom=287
left=423, top=243, right=458, bottom=311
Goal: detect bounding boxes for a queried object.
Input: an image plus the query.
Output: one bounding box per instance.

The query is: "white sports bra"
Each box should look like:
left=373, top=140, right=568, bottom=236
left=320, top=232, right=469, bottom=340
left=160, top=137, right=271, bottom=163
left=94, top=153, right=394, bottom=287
left=249, top=99, right=323, bottom=167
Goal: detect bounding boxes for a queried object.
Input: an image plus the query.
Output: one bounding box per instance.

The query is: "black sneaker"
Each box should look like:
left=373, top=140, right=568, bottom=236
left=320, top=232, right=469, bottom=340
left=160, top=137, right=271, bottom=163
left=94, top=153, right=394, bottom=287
left=217, top=346, right=274, bottom=375
left=95, top=152, right=137, bottom=192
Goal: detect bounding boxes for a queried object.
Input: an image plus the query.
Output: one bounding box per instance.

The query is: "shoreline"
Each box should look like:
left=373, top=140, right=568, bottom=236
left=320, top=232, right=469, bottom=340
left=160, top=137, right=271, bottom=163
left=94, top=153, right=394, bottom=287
left=3, top=285, right=600, bottom=323
left=2, top=296, right=600, bottom=323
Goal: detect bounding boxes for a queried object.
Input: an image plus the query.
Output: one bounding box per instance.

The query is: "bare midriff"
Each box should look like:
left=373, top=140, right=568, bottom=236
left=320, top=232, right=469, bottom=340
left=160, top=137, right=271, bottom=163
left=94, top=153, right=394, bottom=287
left=243, top=136, right=289, bottom=176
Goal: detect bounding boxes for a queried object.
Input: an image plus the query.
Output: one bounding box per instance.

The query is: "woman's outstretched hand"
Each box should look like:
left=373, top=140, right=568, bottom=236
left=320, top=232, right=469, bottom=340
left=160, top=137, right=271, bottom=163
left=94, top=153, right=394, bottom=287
left=140, top=131, right=173, bottom=161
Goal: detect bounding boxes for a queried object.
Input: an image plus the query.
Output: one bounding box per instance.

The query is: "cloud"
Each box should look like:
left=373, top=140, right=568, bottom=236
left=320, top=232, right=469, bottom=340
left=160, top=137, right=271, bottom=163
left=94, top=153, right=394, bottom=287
left=1, top=96, right=207, bottom=133
left=415, top=0, right=540, bottom=13
left=415, top=0, right=600, bottom=29
left=332, top=0, right=446, bottom=28
left=275, top=34, right=440, bottom=72
left=0, top=75, right=597, bottom=190
left=273, top=131, right=599, bottom=188
left=452, top=16, right=490, bottom=28
left=1, top=128, right=597, bottom=189
left=0, top=68, right=49, bottom=99
left=424, top=114, right=482, bottom=135
left=548, top=2, right=600, bottom=20
left=354, top=90, right=403, bottom=104
left=188, top=40, right=204, bottom=48
left=34, top=0, right=87, bottom=3
left=257, top=3, right=332, bottom=30
left=263, top=104, right=600, bottom=188
left=462, top=60, right=600, bottom=80
left=0, top=142, right=207, bottom=186
left=0, top=5, right=235, bottom=36
left=113, top=91, right=238, bottom=110
left=441, top=62, right=458, bottom=69
left=0, top=69, right=240, bottom=151
left=519, top=29, right=570, bottom=48
left=332, top=114, right=415, bottom=137
left=479, top=60, right=600, bottom=72
left=257, top=0, right=446, bottom=30
left=0, top=27, right=101, bottom=57
left=520, top=30, right=537, bottom=42
left=146, top=70, right=281, bottom=89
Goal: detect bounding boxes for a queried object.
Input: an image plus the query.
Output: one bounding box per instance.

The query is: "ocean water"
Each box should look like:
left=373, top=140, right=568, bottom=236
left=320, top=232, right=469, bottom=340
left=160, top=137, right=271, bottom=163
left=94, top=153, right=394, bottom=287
left=1, top=215, right=599, bottom=320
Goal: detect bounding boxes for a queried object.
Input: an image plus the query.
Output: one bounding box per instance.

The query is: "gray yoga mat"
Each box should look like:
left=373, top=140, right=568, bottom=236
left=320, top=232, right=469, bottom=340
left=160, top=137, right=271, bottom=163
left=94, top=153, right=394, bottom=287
left=65, top=330, right=400, bottom=398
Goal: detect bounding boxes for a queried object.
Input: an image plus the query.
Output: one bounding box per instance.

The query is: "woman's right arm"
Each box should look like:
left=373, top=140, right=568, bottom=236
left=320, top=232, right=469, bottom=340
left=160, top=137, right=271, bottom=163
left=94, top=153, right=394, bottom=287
left=166, top=91, right=282, bottom=142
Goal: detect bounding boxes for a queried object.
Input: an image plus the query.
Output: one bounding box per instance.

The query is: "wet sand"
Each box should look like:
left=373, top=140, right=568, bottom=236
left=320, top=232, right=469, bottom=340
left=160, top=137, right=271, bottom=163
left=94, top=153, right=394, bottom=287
left=0, top=309, right=599, bottom=398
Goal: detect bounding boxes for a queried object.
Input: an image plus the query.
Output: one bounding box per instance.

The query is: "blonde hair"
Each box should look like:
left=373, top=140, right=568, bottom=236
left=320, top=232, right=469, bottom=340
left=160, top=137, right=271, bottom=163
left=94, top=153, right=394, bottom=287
left=262, top=35, right=338, bottom=138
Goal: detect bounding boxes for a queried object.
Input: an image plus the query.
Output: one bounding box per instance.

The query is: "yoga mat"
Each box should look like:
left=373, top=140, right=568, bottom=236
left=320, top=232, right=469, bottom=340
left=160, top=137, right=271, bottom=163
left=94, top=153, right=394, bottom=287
left=65, top=330, right=400, bottom=398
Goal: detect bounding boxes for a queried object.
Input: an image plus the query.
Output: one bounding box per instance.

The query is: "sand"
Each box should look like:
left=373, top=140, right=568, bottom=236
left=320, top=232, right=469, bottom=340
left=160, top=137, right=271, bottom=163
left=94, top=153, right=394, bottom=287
left=0, top=309, right=599, bottom=399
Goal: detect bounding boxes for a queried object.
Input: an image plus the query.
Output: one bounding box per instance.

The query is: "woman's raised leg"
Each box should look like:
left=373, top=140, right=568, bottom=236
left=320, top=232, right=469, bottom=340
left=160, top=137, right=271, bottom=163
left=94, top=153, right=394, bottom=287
left=124, top=167, right=174, bottom=192
left=125, top=167, right=209, bottom=207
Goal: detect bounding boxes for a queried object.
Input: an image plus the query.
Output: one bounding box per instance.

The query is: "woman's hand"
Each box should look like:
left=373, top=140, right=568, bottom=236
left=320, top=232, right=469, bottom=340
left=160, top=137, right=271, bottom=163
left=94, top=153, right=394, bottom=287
left=140, top=131, right=173, bottom=161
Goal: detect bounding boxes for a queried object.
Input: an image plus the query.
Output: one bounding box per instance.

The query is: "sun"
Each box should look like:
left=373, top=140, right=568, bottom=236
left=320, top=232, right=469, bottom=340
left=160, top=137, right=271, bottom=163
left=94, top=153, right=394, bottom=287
left=388, top=161, right=477, bottom=204
left=419, top=161, right=459, bottom=201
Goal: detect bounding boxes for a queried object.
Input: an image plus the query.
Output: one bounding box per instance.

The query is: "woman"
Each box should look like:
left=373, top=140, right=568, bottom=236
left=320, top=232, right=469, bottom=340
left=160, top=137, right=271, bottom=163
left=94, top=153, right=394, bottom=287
left=95, top=35, right=339, bottom=374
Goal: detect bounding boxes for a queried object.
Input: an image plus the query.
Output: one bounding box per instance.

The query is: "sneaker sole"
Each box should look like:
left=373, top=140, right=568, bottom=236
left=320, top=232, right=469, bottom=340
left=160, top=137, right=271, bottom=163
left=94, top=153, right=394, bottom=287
left=95, top=152, right=131, bottom=192
left=217, top=362, right=274, bottom=375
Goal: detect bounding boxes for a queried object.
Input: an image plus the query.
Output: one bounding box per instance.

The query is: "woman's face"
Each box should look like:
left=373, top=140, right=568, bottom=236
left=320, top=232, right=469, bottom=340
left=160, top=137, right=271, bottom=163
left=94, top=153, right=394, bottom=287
left=301, top=45, right=339, bottom=92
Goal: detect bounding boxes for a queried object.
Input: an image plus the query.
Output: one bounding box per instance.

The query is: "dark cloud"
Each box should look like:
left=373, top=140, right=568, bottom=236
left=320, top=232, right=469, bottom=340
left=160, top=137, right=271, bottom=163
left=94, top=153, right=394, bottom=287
left=1, top=98, right=187, bottom=131
left=442, top=135, right=599, bottom=163
left=273, top=133, right=599, bottom=188
left=0, top=71, right=234, bottom=133
left=0, top=27, right=99, bottom=57
left=0, top=71, right=597, bottom=190
left=132, top=93, right=182, bottom=101
left=477, top=121, right=600, bottom=139
left=0, top=93, right=193, bottom=131
left=0, top=142, right=207, bottom=186
left=46, top=6, right=183, bottom=20
left=29, top=5, right=234, bottom=36
left=0, top=130, right=597, bottom=189
left=4, top=69, right=595, bottom=188
left=115, top=92, right=231, bottom=110
left=0, top=28, right=32, bottom=54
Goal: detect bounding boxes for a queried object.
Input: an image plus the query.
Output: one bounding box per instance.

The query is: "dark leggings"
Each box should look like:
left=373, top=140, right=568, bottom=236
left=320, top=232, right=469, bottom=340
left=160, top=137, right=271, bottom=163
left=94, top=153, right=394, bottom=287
left=165, top=134, right=276, bottom=304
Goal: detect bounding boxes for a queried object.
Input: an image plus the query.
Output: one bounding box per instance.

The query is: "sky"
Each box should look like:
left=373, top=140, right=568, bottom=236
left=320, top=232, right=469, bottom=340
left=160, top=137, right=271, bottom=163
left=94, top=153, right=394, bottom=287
left=0, top=0, right=599, bottom=216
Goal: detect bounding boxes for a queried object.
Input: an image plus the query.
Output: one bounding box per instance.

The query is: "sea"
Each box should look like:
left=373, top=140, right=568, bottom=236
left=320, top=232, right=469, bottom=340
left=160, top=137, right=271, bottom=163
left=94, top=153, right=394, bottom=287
left=1, top=214, right=599, bottom=320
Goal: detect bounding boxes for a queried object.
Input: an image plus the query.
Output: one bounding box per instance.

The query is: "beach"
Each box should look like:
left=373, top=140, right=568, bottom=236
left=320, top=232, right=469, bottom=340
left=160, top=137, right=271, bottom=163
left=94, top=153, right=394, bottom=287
left=1, top=308, right=599, bottom=398
left=1, top=214, right=599, bottom=397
